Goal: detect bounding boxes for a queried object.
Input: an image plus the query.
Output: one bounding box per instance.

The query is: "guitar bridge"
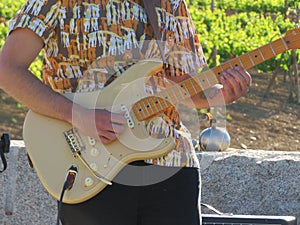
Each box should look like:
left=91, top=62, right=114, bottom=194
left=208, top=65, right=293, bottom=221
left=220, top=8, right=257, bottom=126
left=64, top=129, right=85, bottom=157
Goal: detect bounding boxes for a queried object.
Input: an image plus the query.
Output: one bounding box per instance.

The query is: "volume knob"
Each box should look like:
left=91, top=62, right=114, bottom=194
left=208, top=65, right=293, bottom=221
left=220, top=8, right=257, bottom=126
left=90, top=148, right=100, bottom=157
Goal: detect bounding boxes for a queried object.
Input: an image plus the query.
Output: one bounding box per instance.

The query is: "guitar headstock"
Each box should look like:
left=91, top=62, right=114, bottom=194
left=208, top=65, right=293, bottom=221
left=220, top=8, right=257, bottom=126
left=285, top=28, right=300, bottom=50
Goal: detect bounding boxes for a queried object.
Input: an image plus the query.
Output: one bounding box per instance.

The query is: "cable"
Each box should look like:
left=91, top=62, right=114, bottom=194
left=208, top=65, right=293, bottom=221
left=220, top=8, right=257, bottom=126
left=0, top=133, right=10, bottom=173
left=56, top=165, right=78, bottom=225
left=200, top=203, right=233, bottom=216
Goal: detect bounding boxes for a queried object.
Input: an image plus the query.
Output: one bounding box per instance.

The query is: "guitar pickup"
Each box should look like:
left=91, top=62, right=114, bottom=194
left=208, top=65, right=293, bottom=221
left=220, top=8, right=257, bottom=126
left=120, top=105, right=134, bottom=128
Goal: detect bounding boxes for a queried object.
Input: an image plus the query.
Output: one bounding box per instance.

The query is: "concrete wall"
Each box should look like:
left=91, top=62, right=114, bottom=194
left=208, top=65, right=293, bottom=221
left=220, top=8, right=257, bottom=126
left=0, top=141, right=299, bottom=225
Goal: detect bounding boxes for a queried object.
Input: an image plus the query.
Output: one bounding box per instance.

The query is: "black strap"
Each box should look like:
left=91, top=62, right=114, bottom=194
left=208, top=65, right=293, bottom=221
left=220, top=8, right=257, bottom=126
left=142, top=1, right=197, bottom=68
left=142, top=0, right=166, bottom=62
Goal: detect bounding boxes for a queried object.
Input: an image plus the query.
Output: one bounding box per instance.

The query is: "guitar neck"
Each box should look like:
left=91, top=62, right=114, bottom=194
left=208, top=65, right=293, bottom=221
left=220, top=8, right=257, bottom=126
left=133, top=35, right=291, bottom=121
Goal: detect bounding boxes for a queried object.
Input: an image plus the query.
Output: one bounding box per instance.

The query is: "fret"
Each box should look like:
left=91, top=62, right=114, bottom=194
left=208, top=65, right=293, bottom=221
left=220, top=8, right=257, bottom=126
left=259, top=44, right=274, bottom=61
left=155, top=94, right=172, bottom=109
left=228, top=60, right=235, bottom=69
left=168, top=86, right=180, bottom=104
left=212, top=66, right=223, bottom=78
left=194, top=75, right=205, bottom=92
left=239, top=54, right=252, bottom=69
left=230, top=57, right=244, bottom=68
left=198, top=73, right=210, bottom=90
left=141, top=99, right=151, bottom=118
left=133, top=96, right=171, bottom=121
left=207, top=70, right=219, bottom=86
left=161, top=98, right=172, bottom=112
left=269, top=42, right=276, bottom=56
left=202, top=69, right=220, bottom=87
left=145, top=98, right=155, bottom=114
left=189, top=78, right=199, bottom=96
left=220, top=61, right=231, bottom=71
left=280, top=37, right=289, bottom=50
left=247, top=52, right=255, bottom=66
left=160, top=90, right=174, bottom=104
left=238, top=57, right=245, bottom=68
left=134, top=101, right=147, bottom=120
left=258, top=48, right=265, bottom=61
left=155, top=96, right=165, bottom=111
left=179, top=82, right=190, bottom=97
left=271, top=38, right=291, bottom=55
left=183, top=79, right=193, bottom=97
left=175, top=84, right=186, bottom=100
left=250, top=49, right=264, bottom=65
left=148, top=97, right=160, bottom=113
left=169, top=86, right=180, bottom=103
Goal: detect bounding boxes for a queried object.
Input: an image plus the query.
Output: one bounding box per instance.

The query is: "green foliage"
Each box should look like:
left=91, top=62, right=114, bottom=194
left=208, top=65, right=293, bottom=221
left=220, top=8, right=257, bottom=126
left=189, top=0, right=299, bottom=72
left=0, top=0, right=26, bottom=20
left=192, top=0, right=300, bottom=14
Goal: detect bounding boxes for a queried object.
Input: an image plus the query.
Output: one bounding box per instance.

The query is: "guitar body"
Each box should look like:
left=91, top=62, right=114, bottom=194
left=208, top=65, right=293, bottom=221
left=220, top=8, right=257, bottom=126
left=23, top=59, right=175, bottom=204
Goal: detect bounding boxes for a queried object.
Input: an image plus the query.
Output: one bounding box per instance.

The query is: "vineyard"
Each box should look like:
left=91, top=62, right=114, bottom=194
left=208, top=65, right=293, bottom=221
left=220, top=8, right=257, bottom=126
left=0, top=0, right=299, bottom=151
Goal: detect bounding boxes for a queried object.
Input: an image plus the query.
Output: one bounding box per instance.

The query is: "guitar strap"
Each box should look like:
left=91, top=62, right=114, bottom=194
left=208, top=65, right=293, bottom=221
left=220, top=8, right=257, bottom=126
left=141, top=0, right=198, bottom=71
left=141, top=0, right=166, bottom=62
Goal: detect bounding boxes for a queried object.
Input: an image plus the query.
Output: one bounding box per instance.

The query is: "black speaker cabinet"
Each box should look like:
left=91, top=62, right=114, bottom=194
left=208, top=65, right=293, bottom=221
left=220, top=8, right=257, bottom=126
left=202, top=214, right=297, bottom=225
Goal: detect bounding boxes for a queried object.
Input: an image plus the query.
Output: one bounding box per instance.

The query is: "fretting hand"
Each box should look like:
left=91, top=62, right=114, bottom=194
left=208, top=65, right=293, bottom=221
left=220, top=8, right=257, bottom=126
left=220, top=66, right=252, bottom=104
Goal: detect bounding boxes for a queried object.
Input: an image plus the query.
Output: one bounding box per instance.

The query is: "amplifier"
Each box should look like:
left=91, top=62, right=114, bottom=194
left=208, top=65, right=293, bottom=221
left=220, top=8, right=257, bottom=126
left=202, top=214, right=297, bottom=225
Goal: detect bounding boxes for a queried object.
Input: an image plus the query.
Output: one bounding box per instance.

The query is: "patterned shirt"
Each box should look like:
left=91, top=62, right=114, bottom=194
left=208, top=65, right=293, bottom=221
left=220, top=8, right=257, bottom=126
left=9, top=0, right=207, bottom=168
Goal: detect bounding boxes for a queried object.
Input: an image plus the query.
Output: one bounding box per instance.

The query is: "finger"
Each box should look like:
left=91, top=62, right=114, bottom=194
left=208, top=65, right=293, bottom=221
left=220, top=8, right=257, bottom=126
left=223, top=71, right=241, bottom=95
left=236, top=67, right=252, bottom=86
left=220, top=75, right=234, bottom=102
left=225, top=68, right=250, bottom=94
left=229, top=70, right=248, bottom=93
left=98, top=130, right=118, bottom=143
left=99, top=135, right=114, bottom=144
left=110, top=111, right=127, bottom=125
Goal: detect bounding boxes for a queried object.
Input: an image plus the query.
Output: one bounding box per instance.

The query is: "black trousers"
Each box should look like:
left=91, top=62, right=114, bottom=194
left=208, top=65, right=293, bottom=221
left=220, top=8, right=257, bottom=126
left=60, top=162, right=201, bottom=225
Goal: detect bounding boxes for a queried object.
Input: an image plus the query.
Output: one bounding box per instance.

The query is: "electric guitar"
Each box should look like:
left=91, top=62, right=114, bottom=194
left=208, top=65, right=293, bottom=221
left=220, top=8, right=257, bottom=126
left=23, top=28, right=300, bottom=204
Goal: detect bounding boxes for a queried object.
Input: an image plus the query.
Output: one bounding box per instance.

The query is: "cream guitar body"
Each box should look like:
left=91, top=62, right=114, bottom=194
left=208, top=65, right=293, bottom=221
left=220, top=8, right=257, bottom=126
left=23, top=28, right=300, bottom=204
left=23, top=60, right=176, bottom=204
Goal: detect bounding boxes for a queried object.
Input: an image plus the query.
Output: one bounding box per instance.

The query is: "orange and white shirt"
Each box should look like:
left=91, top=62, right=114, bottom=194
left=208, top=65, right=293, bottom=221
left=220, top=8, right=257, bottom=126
left=9, top=0, right=208, bottom=168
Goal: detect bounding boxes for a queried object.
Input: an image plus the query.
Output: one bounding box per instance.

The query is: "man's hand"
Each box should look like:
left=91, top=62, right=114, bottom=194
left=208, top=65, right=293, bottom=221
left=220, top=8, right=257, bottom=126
left=219, top=67, right=252, bottom=104
left=72, top=107, right=127, bottom=144
left=187, top=66, right=252, bottom=108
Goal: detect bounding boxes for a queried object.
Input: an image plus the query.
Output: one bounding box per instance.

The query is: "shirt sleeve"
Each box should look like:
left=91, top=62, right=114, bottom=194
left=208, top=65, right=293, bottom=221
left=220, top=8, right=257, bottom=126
left=8, top=0, right=60, bottom=45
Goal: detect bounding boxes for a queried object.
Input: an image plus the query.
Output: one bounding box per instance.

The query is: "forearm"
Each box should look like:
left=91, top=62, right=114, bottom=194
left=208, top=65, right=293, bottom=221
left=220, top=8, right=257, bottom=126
left=0, top=28, right=83, bottom=125
left=0, top=62, right=75, bottom=125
